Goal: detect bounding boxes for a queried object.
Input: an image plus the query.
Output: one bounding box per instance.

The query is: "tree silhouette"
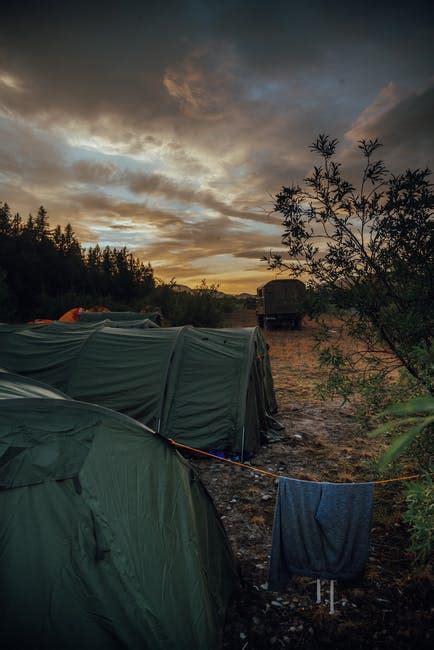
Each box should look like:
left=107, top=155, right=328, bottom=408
left=0, top=203, right=156, bottom=321
left=0, top=201, right=230, bottom=326
left=267, top=135, right=433, bottom=395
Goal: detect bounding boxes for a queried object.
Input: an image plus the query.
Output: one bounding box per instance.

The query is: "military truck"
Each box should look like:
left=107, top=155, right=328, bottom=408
left=256, top=279, right=306, bottom=329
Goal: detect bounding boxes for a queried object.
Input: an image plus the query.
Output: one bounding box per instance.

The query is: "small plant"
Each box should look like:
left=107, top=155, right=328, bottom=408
left=369, top=395, right=434, bottom=470
left=369, top=395, right=433, bottom=564
left=403, top=475, right=434, bottom=564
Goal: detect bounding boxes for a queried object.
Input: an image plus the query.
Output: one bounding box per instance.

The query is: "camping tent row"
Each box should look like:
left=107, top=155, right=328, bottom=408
left=0, top=324, right=279, bottom=457
left=0, top=369, right=237, bottom=650
left=58, top=308, right=162, bottom=326
left=30, top=317, right=160, bottom=329
left=0, top=324, right=278, bottom=455
left=35, top=317, right=159, bottom=330
left=78, top=310, right=162, bottom=325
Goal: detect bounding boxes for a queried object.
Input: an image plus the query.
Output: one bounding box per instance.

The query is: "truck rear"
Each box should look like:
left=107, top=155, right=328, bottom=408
left=256, top=279, right=306, bottom=329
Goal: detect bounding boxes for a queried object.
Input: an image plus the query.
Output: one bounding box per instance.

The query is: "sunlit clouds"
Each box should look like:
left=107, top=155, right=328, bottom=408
left=0, top=1, right=433, bottom=292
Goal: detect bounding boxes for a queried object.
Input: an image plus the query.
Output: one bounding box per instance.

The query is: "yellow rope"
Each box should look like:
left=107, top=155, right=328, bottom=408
left=371, top=474, right=420, bottom=485
left=169, top=440, right=282, bottom=478
left=168, top=439, right=421, bottom=485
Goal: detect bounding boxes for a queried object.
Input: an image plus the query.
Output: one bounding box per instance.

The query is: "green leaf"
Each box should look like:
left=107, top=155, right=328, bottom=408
left=383, top=396, right=434, bottom=417
left=368, top=416, right=420, bottom=438
left=378, top=415, right=434, bottom=469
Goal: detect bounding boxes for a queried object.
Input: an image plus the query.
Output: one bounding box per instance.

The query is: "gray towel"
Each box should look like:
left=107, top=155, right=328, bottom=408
left=269, top=477, right=374, bottom=589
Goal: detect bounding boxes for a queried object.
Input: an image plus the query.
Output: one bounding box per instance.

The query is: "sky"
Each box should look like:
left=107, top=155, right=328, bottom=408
left=0, top=1, right=433, bottom=293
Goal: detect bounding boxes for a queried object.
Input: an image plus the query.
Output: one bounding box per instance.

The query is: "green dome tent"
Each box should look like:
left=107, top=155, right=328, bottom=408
left=11, top=318, right=159, bottom=330
left=75, top=317, right=160, bottom=329
left=0, top=324, right=280, bottom=457
left=79, top=310, right=162, bottom=326
left=0, top=370, right=237, bottom=650
left=0, top=367, right=70, bottom=400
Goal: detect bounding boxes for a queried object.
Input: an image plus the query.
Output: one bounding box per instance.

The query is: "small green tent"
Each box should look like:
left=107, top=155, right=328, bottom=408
left=0, top=370, right=237, bottom=650
left=0, top=325, right=280, bottom=456
left=7, top=318, right=159, bottom=330
left=76, top=317, right=160, bottom=329
left=79, top=310, right=162, bottom=325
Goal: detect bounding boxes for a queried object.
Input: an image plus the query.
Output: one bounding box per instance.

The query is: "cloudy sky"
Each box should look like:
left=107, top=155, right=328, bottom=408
left=0, top=1, right=433, bottom=292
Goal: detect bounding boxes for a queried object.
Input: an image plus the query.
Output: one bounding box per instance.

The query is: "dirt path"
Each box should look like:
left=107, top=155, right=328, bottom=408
left=189, top=311, right=433, bottom=649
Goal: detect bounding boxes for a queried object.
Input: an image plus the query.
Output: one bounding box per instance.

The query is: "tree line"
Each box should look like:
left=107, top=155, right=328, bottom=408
left=0, top=202, right=235, bottom=325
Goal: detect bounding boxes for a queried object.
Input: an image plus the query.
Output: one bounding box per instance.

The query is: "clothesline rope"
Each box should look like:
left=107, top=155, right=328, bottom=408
left=168, top=439, right=421, bottom=485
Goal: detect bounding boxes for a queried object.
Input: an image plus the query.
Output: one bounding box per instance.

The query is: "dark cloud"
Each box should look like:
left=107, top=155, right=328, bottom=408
left=66, top=188, right=279, bottom=263
left=0, top=3, right=183, bottom=122
left=0, top=117, right=68, bottom=186
left=1, top=1, right=432, bottom=130
left=69, top=193, right=185, bottom=229
left=128, top=171, right=273, bottom=222
left=72, top=160, right=121, bottom=185
left=233, top=248, right=285, bottom=260
left=69, top=159, right=281, bottom=223
left=346, top=81, right=434, bottom=170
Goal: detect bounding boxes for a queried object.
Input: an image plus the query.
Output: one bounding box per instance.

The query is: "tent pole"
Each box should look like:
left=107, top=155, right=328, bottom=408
left=240, top=426, right=245, bottom=463
left=329, top=580, right=335, bottom=614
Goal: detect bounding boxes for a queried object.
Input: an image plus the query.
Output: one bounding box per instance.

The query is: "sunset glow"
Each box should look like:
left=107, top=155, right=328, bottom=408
left=0, top=1, right=432, bottom=293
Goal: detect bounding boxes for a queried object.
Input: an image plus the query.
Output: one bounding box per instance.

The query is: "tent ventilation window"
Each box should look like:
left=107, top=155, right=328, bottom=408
left=1, top=446, right=26, bottom=466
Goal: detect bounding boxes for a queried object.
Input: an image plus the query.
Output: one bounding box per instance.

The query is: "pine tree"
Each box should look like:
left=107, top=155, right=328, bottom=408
left=0, top=202, right=11, bottom=235
left=34, top=206, right=49, bottom=242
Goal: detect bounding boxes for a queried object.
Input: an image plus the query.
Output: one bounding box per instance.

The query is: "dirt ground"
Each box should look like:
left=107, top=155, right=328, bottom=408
left=189, top=310, right=433, bottom=650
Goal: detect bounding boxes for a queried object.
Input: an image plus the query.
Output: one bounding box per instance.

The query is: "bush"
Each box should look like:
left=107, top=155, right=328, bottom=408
left=267, top=135, right=433, bottom=397
left=153, top=280, right=236, bottom=328
left=369, top=395, right=433, bottom=564
left=267, top=135, right=433, bottom=564
left=404, top=475, right=434, bottom=564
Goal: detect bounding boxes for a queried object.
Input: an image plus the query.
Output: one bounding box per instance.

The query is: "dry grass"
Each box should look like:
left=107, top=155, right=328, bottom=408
left=191, top=309, right=432, bottom=650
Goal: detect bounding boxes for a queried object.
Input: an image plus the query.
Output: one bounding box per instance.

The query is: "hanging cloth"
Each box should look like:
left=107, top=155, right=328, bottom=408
left=268, top=477, right=374, bottom=590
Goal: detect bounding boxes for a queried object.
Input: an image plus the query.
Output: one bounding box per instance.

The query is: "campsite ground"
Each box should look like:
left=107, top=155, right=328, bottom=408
left=190, top=310, right=433, bottom=650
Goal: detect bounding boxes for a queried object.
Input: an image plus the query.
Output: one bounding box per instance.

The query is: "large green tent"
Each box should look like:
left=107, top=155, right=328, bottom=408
left=10, top=318, right=159, bottom=330
left=0, top=324, right=280, bottom=456
left=0, top=370, right=237, bottom=650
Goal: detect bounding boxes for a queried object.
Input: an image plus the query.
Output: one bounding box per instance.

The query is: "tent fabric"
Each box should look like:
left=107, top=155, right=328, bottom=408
left=0, top=371, right=237, bottom=650
left=1, top=317, right=159, bottom=332
left=0, top=367, right=70, bottom=400
left=58, top=317, right=159, bottom=329
left=0, top=325, right=279, bottom=455
left=79, top=310, right=162, bottom=325
left=91, top=317, right=159, bottom=329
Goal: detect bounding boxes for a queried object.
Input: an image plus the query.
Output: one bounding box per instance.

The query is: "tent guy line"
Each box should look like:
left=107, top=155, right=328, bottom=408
left=168, top=439, right=421, bottom=486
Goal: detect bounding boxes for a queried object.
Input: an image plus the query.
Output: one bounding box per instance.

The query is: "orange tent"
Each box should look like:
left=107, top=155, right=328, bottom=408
left=58, top=307, right=83, bottom=322
left=59, top=306, right=110, bottom=322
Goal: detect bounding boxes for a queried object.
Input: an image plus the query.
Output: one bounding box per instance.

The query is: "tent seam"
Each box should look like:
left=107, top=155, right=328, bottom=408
left=64, top=327, right=103, bottom=397
left=157, top=326, right=189, bottom=435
